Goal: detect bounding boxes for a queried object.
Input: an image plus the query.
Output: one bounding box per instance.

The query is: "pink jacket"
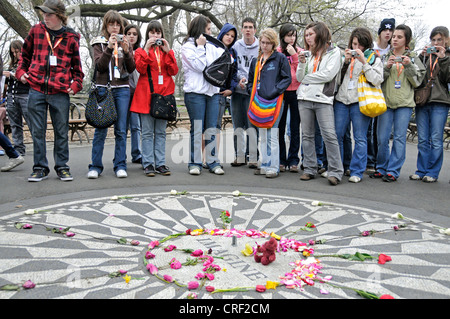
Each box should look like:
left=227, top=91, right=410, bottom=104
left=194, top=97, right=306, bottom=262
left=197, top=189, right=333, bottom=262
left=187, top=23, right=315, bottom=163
left=277, top=46, right=303, bottom=91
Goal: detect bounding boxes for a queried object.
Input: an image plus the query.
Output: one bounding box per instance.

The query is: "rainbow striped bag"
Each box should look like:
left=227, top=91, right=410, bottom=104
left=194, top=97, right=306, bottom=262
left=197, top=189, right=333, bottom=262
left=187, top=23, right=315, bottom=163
left=247, top=61, right=284, bottom=128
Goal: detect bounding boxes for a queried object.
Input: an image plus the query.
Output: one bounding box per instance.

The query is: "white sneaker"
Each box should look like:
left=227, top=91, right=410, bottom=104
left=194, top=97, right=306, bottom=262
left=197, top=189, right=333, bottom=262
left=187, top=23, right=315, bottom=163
left=1, top=156, right=24, bottom=172
left=409, top=174, right=422, bottom=180
left=211, top=166, right=224, bottom=175
left=321, top=171, right=328, bottom=178
left=349, top=176, right=361, bottom=183
left=189, top=167, right=201, bottom=175
left=87, top=170, right=99, bottom=179
left=116, top=169, right=127, bottom=178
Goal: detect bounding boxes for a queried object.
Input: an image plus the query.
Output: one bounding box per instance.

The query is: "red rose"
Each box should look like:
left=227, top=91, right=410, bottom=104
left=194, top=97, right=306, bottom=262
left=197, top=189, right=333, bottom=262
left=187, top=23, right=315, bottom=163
left=378, top=254, right=392, bottom=265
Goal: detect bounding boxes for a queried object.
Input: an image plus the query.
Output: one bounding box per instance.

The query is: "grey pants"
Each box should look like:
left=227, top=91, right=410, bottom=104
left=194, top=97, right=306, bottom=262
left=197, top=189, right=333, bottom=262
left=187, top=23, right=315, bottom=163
left=299, top=100, right=343, bottom=180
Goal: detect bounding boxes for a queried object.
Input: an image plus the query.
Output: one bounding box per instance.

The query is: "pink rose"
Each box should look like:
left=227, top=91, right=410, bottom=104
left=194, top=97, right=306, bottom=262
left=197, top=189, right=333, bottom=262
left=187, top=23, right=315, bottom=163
left=170, top=259, right=182, bottom=269
left=22, top=280, right=35, bottom=289
left=190, top=249, right=203, bottom=257
left=146, top=263, right=158, bottom=275
left=205, top=286, right=215, bottom=292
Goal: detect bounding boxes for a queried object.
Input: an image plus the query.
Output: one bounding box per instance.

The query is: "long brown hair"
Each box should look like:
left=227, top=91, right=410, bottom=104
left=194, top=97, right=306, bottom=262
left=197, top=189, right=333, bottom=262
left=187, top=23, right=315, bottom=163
left=304, top=21, right=331, bottom=57
left=101, top=10, right=124, bottom=38
left=9, top=40, right=23, bottom=68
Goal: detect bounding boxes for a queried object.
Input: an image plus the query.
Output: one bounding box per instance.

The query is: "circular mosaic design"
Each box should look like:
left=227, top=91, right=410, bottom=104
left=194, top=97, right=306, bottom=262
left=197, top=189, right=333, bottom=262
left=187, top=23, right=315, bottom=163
left=0, top=191, right=449, bottom=299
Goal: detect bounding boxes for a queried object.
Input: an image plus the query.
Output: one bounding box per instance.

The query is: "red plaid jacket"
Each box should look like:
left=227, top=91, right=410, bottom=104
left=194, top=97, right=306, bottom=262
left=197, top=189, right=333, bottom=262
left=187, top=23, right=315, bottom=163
left=16, top=22, right=84, bottom=95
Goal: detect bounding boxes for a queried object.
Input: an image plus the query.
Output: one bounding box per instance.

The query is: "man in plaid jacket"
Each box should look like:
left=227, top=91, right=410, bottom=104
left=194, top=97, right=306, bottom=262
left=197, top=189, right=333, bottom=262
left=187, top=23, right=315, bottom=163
left=15, top=0, right=84, bottom=182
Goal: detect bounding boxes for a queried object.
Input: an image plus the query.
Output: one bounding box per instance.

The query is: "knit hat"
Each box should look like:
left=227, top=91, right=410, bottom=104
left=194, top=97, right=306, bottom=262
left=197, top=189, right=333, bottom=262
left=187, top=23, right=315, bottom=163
left=378, top=18, right=395, bottom=35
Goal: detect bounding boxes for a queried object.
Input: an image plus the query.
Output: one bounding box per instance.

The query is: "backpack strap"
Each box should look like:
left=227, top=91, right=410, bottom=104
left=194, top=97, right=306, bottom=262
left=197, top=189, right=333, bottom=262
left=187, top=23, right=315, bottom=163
left=202, top=33, right=227, bottom=50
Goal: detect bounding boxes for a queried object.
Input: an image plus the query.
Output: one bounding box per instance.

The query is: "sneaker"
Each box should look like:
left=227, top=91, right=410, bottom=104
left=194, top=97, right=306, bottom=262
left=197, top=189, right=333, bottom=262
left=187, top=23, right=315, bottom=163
left=132, top=158, right=142, bottom=164
left=366, top=166, right=376, bottom=174
left=87, top=170, right=99, bottom=179
left=248, top=162, right=258, bottom=169
left=349, top=176, right=361, bottom=183
left=321, top=171, right=328, bottom=178
left=279, top=165, right=286, bottom=172
left=344, top=169, right=351, bottom=176
left=1, top=156, right=24, bottom=172
left=422, top=176, right=437, bottom=183
left=0, top=150, right=5, bottom=156
left=409, top=174, right=422, bottom=181
left=317, top=167, right=326, bottom=174
left=266, top=171, right=279, bottom=178
left=254, top=168, right=263, bottom=175
left=300, top=173, right=315, bottom=181
left=289, top=165, right=299, bottom=173
left=116, top=169, right=128, bottom=178
left=382, top=174, right=396, bottom=182
left=156, top=165, right=171, bottom=176
left=231, top=159, right=246, bottom=167
left=211, top=166, right=225, bottom=175
left=57, top=169, right=73, bottom=181
left=369, top=171, right=383, bottom=179
left=328, top=176, right=340, bottom=186
left=189, top=166, right=201, bottom=175
left=144, top=165, right=156, bottom=177
left=28, top=168, right=48, bottom=182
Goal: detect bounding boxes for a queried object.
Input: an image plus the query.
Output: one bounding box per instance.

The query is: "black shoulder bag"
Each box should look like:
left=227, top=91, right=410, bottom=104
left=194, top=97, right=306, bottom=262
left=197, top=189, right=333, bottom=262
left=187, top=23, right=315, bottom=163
left=148, top=65, right=177, bottom=121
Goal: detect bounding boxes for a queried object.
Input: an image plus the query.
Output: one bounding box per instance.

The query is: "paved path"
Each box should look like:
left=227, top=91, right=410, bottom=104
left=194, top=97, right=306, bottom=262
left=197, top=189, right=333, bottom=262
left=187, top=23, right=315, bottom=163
left=0, top=129, right=449, bottom=301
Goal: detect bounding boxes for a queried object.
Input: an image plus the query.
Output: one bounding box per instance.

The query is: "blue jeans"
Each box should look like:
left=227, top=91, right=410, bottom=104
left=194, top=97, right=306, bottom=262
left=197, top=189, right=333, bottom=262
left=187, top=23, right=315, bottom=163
left=231, top=92, right=257, bottom=163
left=376, top=107, right=413, bottom=178
left=279, top=91, right=300, bottom=166
left=259, top=104, right=284, bottom=173
left=27, top=88, right=70, bottom=173
left=184, top=92, right=221, bottom=171
left=127, top=98, right=142, bottom=162
left=89, top=87, right=130, bottom=174
left=415, top=102, right=449, bottom=179
left=140, top=113, right=167, bottom=168
left=6, top=93, right=29, bottom=156
left=334, top=101, right=372, bottom=178
left=0, top=131, right=20, bottom=158
left=299, top=100, right=343, bottom=179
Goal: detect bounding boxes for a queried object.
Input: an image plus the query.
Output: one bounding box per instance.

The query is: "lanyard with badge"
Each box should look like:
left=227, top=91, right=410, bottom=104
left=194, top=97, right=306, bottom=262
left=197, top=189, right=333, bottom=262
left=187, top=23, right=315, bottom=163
left=113, top=42, right=121, bottom=79
left=257, top=55, right=269, bottom=90
left=394, top=60, right=404, bottom=89
left=45, top=31, right=63, bottom=67
left=154, top=47, right=164, bottom=85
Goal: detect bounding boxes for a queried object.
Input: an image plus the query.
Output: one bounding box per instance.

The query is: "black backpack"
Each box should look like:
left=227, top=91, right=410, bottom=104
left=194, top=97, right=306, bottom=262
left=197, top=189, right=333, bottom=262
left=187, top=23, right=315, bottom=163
left=202, top=33, right=232, bottom=87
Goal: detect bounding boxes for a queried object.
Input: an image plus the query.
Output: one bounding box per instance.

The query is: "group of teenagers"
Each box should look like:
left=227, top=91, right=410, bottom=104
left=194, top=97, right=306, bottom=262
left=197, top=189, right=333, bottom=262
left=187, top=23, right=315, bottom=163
left=0, top=0, right=449, bottom=186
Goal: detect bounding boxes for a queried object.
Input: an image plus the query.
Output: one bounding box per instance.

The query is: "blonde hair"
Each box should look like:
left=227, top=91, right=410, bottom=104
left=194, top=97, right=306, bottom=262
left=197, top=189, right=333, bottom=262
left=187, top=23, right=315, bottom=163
left=258, top=28, right=279, bottom=59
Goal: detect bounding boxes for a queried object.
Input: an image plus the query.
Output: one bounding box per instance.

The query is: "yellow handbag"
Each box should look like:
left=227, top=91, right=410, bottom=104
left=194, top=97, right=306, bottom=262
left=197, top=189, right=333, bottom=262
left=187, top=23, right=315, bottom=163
left=357, top=53, right=387, bottom=118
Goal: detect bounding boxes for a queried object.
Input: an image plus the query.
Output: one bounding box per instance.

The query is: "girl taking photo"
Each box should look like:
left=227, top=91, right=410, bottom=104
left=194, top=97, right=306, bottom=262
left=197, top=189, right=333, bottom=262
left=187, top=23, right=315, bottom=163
left=130, top=20, right=178, bottom=177
left=296, top=21, right=343, bottom=185
left=410, top=26, right=450, bottom=183
left=88, top=10, right=136, bottom=179
left=372, top=24, right=425, bottom=182
left=334, top=27, right=383, bottom=183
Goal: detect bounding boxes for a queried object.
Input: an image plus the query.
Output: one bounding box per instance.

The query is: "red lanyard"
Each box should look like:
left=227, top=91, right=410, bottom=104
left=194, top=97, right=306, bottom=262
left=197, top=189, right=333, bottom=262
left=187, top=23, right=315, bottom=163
left=45, top=31, right=63, bottom=55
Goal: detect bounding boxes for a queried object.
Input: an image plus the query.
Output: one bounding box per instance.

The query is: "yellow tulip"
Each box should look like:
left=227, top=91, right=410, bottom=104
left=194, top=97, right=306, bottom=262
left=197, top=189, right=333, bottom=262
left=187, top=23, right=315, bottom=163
left=241, top=243, right=254, bottom=256
left=265, top=281, right=279, bottom=290
left=270, top=232, right=281, bottom=240
left=123, top=274, right=131, bottom=284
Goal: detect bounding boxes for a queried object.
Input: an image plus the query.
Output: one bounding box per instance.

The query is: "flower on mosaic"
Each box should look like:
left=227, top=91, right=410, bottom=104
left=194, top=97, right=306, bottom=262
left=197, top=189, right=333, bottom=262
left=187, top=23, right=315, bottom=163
left=148, top=241, right=159, bottom=249
left=270, top=232, right=281, bottom=240
left=187, top=281, right=199, bottom=290
left=170, top=189, right=177, bottom=195
left=205, top=273, right=215, bottom=281
left=320, top=288, right=329, bottom=295
left=232, top=190, right=241, bottom=196
left=163, top=275, right=174, bottom=283
left=24, top=209, right=38, bottom=215
left=164, top=245, right=177, bottom=252
left=241, top=243, right=254, bottom=256
left=146, top=263, right=158, bottom=275
left=187, top=292, right=197, bottom=299
left=361, top=230, right=376, bottom=237
left=130, top=240, right=140, bottom=246
left=438, top=228, right=450, bottom=236
left=123, top=274, right=131, bottom=284
left=310, top=201, right=332, bottom=206
left=265, top=281, right=279, bottom=290
left=391, top=212, right=405, bottom=219
left=190, top=229, right=204, bottom=236
left=380, top=294, right=395, bottom=299
left=378, top=254, right=392, bottom=265
left=15, top=222, right=32, bottom=229
left=190, top=249, right=203, bottom=257
left=305, top=222, right=316, bottom=228
left=145, top=251, right=155, bottom=259
left=185, top=229, right=192, bottom=235
left=65, top=232, right=75, bottom=237
left=205, top=286, right=215, bottom=292
left=170, top=258, right=182, bottom=269
left=22, top=280, right=36, bottom=289
left=256, top=285, right=266, bottom=293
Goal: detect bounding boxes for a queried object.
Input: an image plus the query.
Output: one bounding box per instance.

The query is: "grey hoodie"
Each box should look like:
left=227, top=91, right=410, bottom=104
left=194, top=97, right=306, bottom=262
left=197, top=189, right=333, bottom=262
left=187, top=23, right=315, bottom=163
left=232, top=37, right=259, bottom=94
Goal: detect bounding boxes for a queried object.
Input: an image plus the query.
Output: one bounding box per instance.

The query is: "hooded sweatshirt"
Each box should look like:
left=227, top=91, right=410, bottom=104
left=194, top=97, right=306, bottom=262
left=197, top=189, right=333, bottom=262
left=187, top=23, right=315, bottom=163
left=217, top=23, right=239, bottom=93
left=232, top=36, right=260, bottom=95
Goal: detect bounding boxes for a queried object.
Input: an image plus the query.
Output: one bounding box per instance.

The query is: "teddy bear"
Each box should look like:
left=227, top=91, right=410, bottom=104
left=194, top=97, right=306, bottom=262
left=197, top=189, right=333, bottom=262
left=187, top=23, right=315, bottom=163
left=254, top=237, right=278, bottom=265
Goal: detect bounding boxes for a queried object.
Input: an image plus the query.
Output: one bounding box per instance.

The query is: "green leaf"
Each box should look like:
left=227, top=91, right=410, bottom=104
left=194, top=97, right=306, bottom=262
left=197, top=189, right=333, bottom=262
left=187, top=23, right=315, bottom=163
left=117, top=238, right=127, bottom=245
left=356, top=290, right=379, bottom=299
left=0, top=284, right=21, bottom=291
left=14, top=223, right=24, bottom=229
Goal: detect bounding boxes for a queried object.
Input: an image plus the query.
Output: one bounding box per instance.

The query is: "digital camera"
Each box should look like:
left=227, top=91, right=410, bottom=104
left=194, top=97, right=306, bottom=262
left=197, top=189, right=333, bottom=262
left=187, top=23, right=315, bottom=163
left=303, top=51, right=311, bottom=58
left=116, top=34, right=124, bottom=42
left=350, top=50, right=357, bottom=57
left=427, top=46, right=437, bottom=54
left=394, top=56, right=403, bottom=63
left=155, top=39, right=163, bottom=46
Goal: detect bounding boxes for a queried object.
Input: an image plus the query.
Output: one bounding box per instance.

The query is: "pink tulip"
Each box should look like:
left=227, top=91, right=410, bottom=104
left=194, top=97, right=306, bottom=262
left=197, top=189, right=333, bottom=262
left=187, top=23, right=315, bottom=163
left=170, top=259, right=182, bottom=269
left=187, top=281, right=199, bottom=290
left=131, top=240, right=140, bottom=246
left=206, top=273, right=215, bottom=280
left=65, top=232, right=75, bottom=237
left=164, top=245, right=177, bottom=252
left=163, top=275, right=174, bottom=283
left=148, top=241, right=159, bottom=249
left=146, top=263, right=158, bottom=275
left=190, top=249, right=203, bottom=257
left=205, top=286, right=215, bottom=292
left=145, top=251, right=155, bottom=259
